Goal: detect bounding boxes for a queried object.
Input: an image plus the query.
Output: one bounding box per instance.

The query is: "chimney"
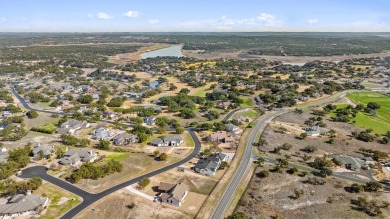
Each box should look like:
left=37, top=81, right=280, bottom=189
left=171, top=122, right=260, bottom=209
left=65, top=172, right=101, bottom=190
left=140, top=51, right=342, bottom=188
left=66, top=147, right=68, bottom=152
left=26, top=190, right=32, bottom=196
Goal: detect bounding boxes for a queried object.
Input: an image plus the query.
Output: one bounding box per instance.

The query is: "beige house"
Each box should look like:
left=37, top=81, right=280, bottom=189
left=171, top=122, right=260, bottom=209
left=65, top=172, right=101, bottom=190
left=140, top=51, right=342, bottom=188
left=158, top=182, right=188, bottom=207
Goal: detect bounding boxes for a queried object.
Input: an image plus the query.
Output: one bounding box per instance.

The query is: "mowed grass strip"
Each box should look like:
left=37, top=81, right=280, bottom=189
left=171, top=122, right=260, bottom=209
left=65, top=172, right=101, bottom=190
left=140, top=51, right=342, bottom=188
left=330, top=92, right=390, bottom=134
left=35, top=183, right=81, bottom=219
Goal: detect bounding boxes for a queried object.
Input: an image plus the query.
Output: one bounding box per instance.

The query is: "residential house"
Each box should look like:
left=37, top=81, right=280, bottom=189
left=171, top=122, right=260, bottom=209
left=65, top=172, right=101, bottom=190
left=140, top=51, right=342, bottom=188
left=92, top=128, right=115, bottom=140
left=59, top=148, right=98, bottom=165
left=103, top=111, right=117, bottom=119
left=32, top=144, right=55, bottom=159
left=149, top=136, right=184, bottom=147
left=143, top=116, right=156, bottom=126
left=112, top=134, right=139, bottom=146
left=225, top=123, right=240, bottom=135
left=194, top=153, right=228, bottom=176
left=331, top=154, right=369, bottom=171
left=0, top=192, right=49, bottom=217
left=216, top=102, right=231, bottom=109
left=304, top=125, right=329, bottom=136
left=158, top=182, right=188, bottom=207
left=56, top=120, right=90, bottom=135
left=208, top=131, right=228, bottom=142
left=208, top=131, right=234, bottom=143
left=232, top=116, right=251, bottom=124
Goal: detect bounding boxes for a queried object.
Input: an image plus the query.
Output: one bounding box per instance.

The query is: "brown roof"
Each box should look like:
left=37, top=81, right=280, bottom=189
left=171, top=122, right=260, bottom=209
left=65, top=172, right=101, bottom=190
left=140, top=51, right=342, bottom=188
left=158, top=182, right=176, bottom=192
left=209, top=131, right=228, bottom=139
left=171, top=182, right=188, bottom=201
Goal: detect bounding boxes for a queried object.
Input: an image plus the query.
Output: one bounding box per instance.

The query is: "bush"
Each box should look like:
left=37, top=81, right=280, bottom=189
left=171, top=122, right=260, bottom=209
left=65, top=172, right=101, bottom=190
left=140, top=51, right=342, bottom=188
left=139, top=178, right=151, bottom=189
left=26, top=110, right=39, bottom=119
left=346, top=183, right=364, bottom=193
left=96, top=140, right=110, bottom=150
left=159, top=153, right=168, bottom=161
left=301, top=145, right=317, bottom=153
left=303, top=177, right=326, bottom=185
left=364, top=181, right=383, bottom=192
left=257, top=170, right=270, bottom=178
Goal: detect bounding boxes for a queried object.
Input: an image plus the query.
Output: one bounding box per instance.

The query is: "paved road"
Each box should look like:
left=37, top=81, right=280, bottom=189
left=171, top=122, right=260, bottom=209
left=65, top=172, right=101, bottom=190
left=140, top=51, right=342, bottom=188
left=211, top=110, right=286, bottom=219
left=20, top=129, right=201, bottom=219
left=210, top=90, right=365, bottom=219
left=221, top=107, right=248, bottom=122
left=12, top=88, right=240, bottom=218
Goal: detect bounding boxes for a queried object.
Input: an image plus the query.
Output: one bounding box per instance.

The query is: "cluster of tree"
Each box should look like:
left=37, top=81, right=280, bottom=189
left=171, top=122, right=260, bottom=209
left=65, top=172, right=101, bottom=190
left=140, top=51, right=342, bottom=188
left=346, top=182, right=383, bottom=193
left=60, top=134, right=91, bottom=147
left=0, top=178, right=42, bottom=197
left=0, top=91, right=14, bottom=103
left=0, top=146, right=32, bottom=179
left=120, top=107, right=160, bottom=117
left=159, top=94, right=205, bottom=116
left=25, top=92, right=50, bottom=103
left=70, top=160, right=123, bottom=183
left=96, top=140, right=110, bottom=150
left=311, top=156, right=333, bottom=177
left=0, top=125, right=28, bottom=141
left=0, top=104, right=22, bottom=113
left=351, top=196, right=389, bottom=217
left=77, top=94, right=93, bottom=104
left=153, top=150, right=168, bottom=161
left=49, top=99, right=63, bottom=107
left=353, top=130, right=376, bottom=142
left=358, top=148, right=388, bottom=161
left=131, top=125, right=150, bottom=143
left=106, top=97, right=125, bottom=107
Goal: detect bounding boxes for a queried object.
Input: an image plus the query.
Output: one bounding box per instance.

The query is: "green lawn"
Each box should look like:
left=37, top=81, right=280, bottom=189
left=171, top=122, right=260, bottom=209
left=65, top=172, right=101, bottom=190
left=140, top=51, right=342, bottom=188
left=104, top=152, right=128, bottom=161
left=184, top=132, right=195, bottom=147
left=330, top=93, right=390, bottom=134
left=240, top=96, right=254, bottom=107
left=193, top=89, right=208, bottom=97
left=239, top=109, right=259, bottom=119
left=35, top=183, right=81, bottom=219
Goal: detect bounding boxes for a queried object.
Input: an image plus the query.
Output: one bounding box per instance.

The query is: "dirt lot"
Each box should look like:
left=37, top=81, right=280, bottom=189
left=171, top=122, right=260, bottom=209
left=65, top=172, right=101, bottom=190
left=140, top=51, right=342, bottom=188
left=107, top=43, right=169, bottom=64
left=76, top=190, right=191, bottom=219
left=261, top=109, right=390, bottom=162
left=71, top=151, right=182, bottom=193
left=236, top=164, right=390, bottom=219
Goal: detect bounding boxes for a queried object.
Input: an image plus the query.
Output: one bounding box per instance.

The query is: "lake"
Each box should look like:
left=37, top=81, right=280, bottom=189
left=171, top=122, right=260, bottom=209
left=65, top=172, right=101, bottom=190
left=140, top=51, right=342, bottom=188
left=141, top=44, right=184, bottom=59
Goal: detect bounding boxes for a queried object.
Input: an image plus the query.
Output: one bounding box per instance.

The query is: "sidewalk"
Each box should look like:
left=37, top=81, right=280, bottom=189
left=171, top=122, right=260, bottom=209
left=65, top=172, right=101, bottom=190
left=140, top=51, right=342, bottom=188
left=126, top=184, right=155, bottom=201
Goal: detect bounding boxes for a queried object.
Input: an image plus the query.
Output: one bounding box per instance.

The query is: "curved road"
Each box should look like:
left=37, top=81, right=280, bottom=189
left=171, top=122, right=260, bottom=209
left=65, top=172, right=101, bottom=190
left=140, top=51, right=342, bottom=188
left=21, top=129, right=201, bottom=219
left=11, top=88, right=237, bottom=218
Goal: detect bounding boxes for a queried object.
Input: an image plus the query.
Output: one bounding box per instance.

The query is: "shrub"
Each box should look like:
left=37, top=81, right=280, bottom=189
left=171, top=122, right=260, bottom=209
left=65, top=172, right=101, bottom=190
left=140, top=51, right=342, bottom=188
left=257, top=170, right=270, bottom=178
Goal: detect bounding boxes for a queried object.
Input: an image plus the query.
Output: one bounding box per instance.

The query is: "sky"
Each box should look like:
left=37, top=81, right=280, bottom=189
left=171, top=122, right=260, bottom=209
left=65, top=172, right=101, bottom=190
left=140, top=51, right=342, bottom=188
left=0, top=0, right=390, bottom=32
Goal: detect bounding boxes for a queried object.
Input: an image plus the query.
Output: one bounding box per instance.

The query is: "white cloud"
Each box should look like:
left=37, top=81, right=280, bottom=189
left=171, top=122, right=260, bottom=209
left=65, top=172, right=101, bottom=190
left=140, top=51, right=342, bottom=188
left=149, top=19, right=159, bottom=24
left=307, top=19, right=319, bottom=24
left=96, top=12, right=114, bottom=20
left=0, top=17, right=6, bottom=21
left=257, top=13, right=281, bottom=27
left=87, top=13, right=94, bottom=18
left=124, top=11, right=140, bottom=18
